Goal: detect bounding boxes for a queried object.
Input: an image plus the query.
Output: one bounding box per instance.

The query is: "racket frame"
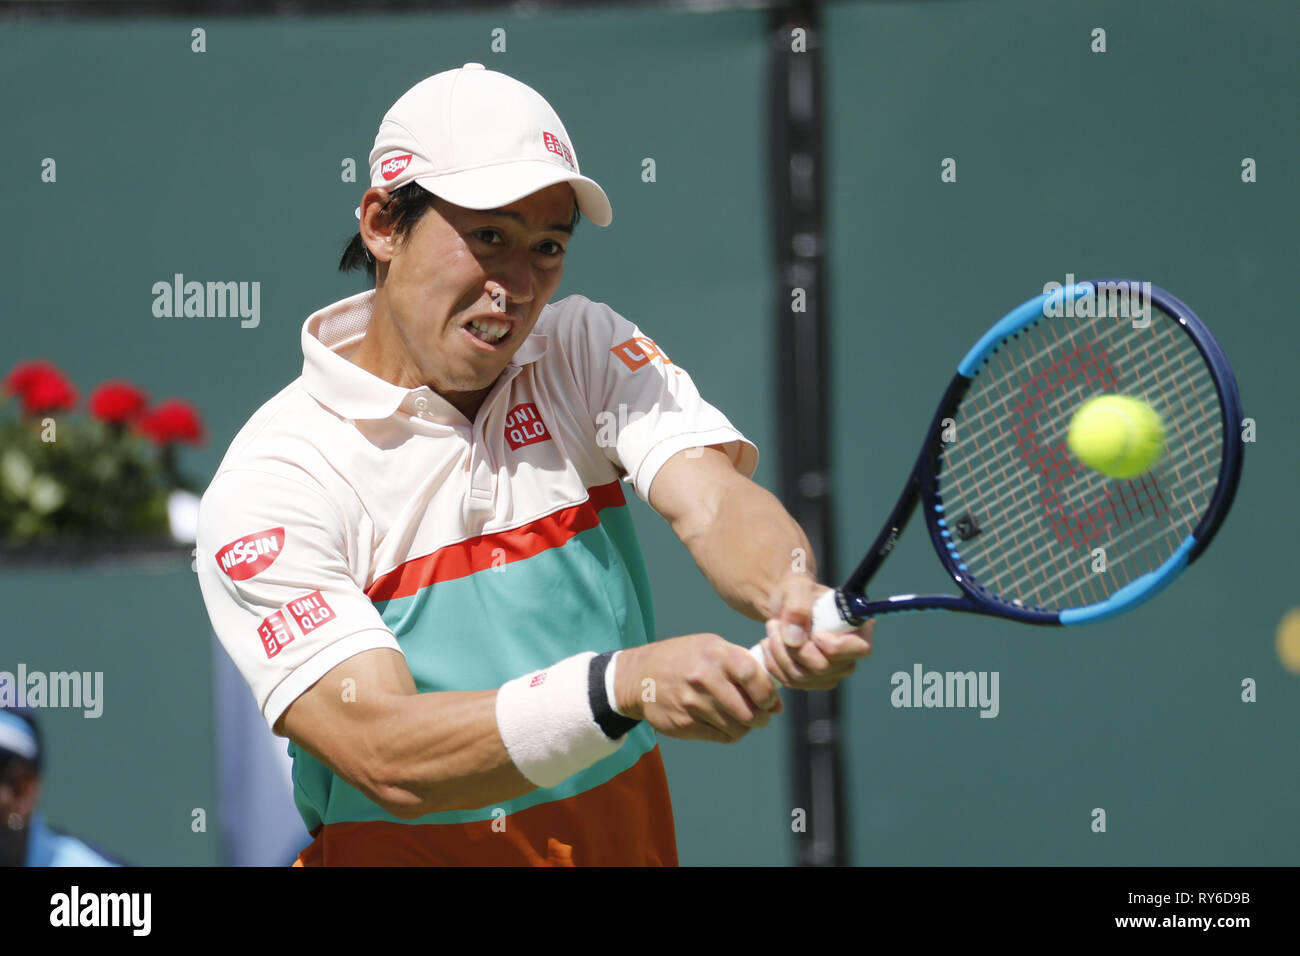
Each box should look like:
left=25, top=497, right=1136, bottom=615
left=832, top=280, right=1243, bottom=628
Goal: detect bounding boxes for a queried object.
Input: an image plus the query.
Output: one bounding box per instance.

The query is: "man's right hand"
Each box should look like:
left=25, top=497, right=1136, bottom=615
left=613, top=635, right=782, bottom=743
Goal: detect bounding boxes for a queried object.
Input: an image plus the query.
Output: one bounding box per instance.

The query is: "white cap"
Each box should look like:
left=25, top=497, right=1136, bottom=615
left=0, top=710, right=38, bottom=761
left=358, top=63, right=612, bottom=227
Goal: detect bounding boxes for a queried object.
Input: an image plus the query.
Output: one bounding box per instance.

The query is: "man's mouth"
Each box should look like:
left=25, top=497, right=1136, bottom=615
left=464, top=316, right=511, bottom=345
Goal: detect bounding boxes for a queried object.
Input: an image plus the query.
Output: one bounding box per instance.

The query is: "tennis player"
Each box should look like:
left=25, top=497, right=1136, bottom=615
left=196, top=63, right=872, bottom=866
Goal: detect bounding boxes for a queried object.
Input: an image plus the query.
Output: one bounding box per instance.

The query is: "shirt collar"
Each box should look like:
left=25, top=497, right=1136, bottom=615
left=301, top=289, right=549, bottom=422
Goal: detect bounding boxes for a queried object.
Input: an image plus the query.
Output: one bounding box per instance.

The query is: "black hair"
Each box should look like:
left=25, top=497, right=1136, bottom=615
left=338, top=184, right=581, bottom=283
left=0, top=706, right=41, bottom=777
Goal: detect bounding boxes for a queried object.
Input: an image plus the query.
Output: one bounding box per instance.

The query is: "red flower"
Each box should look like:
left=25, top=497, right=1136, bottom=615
left=23, top=376, right=78, bottom=415
left=3, top=360, right=62, bottom=398
left=137, top=399, right=206, bottom=446
left=89, top=381, right=149, bottom=424
left=4, top=361, right=79, bottom=416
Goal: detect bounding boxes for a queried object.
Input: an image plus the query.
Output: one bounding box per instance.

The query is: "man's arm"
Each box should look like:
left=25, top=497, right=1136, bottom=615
left=276, top=648, right=534, bottom=819
left=648, top=446, right=813, bottom=621
left=278, top=637, right=788, bottom=818
left=648, top=446, right=873, bottom=689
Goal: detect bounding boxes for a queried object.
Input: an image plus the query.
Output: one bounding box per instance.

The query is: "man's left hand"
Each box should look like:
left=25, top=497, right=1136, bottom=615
left=758, top=572, right=874, bottom=690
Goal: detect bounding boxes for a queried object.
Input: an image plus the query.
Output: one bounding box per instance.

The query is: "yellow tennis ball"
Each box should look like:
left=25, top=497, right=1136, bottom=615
left=1067, top=395, right=1164, bottom=479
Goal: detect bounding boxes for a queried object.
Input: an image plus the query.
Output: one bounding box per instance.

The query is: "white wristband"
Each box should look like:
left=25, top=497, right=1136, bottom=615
left=495, top=652, right=627, bottom=789
left=606, top=649, right=630, bottom=717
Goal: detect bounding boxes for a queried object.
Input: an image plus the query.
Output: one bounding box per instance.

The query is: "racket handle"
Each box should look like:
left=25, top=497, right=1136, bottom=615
left=747, top=589, right=856, bottom=676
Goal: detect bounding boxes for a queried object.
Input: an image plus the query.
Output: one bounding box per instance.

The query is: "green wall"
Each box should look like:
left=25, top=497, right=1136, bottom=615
left=824, top=0, right=1299, bottom=864
left=0, top=0, right=1295, bottom=865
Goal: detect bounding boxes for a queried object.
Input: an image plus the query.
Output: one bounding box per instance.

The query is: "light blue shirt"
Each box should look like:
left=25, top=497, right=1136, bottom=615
left=23, top=812, right=120, bottom=867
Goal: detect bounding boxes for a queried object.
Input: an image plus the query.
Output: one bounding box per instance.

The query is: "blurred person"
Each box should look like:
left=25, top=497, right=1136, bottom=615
left=0, top=707, right=122, bottom=867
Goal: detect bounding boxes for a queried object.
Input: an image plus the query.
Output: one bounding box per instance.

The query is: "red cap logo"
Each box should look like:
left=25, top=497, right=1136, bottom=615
left=380, top=153, right=413, bottom=181
left=217, top=527, right=285, bottom=581
left=542, top=132, right=575, bottom=170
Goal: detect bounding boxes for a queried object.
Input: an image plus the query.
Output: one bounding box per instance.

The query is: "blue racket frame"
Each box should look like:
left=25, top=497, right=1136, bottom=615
left=832, top=281, right=1243, bottom=627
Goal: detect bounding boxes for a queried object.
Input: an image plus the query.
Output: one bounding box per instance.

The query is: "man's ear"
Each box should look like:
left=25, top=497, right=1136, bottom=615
left=359, top=188, right=398, bottom=264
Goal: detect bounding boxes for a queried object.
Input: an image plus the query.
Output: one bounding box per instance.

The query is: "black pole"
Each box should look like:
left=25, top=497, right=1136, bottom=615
left=767, top=1, right=847, bottom=867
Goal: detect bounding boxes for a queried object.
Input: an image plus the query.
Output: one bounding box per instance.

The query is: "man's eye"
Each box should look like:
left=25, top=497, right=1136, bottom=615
left=474, top=229, right=503, bottom=245
left=537, top=241, right=565, bottom=257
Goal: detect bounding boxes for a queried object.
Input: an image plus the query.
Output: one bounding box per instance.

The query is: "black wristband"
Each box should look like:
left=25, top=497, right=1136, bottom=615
left=588, top=651, right=641, bottom=740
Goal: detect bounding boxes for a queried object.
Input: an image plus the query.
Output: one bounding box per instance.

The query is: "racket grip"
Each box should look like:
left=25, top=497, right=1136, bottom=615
left=747, top=589, right=856, bottom=677
left=811, top=588, right=855, bottom=633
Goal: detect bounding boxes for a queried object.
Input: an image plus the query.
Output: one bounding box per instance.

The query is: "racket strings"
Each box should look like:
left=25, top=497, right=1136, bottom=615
left=976, top=320, right=1217, bottom=604
left=938, top=301, right=1224, bottom=611
left=979, top=316, right=1217, bottom=605
left=965, top=330, right=1217, bottom=555
left=973, top=469, right=1210, bottom=597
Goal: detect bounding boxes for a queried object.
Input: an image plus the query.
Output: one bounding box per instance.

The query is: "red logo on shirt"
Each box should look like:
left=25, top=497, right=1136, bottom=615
left=505, top=403, right=552, bottom=450
left=287, top=590, right=335, bottom=633
left=542, top=132, right=575, bottom=170
left=217, top=527, right=285, bottom=580
left=530, top=672, right=547, bottom=688
left=257, top=611, right=294, bottom=659
left=380, top=153, right=413, bottom=181
left=610, top=336, right=672, bottom=371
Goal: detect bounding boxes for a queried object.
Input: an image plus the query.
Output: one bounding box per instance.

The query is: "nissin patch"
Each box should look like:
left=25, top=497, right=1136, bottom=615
left=218, top=527, right=285, bottom=581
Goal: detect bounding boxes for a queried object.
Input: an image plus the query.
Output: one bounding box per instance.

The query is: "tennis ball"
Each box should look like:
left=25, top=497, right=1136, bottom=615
left=1067, top=395, right=1164, bottom=479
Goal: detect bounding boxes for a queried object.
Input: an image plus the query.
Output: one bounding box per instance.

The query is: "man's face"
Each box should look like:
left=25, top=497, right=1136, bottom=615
left=363, top=182, right=575, bottom=413
left=0, top=762, right=38, bottom=866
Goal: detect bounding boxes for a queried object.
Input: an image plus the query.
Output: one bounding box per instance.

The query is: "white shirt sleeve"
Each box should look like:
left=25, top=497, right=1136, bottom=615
left=562, top=297, right=759, bottom=501
left=196, top=467, right=401, bottom=734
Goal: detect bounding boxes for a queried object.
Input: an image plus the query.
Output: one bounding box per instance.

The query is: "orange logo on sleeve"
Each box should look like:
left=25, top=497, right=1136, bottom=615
left=610, top=336, right=673, bottom=371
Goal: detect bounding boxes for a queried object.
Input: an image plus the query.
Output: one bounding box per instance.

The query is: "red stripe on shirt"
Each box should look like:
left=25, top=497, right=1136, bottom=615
left=366, top=480, right=627, bottom=602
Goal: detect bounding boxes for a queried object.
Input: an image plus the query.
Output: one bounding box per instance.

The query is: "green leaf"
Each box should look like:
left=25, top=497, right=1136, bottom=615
left=90, top=454, right=118, bottom=483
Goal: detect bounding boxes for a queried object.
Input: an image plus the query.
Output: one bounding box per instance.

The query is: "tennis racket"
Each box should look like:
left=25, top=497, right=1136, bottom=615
left=750, top=280, right=1243, bottom=670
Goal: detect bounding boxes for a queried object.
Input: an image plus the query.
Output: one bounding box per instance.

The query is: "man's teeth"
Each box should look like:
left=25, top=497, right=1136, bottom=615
left=468, top=319, right=509, bottom=343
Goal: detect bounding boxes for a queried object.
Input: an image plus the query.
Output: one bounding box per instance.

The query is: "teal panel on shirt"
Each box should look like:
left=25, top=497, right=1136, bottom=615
left=290, top=502, right=661, bottom=828
left=381, top=505, right=653, bottom=686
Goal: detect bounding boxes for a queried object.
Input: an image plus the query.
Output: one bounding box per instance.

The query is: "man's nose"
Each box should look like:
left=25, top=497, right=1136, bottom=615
left=487, top=249, right=533, bottom=308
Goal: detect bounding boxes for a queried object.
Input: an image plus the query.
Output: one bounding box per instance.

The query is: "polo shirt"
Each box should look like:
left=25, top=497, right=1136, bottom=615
left=195, top=289, right=757, bottom=866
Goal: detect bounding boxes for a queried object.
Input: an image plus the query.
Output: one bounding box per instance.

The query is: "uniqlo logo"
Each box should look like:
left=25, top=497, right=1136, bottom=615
left=257, top=611, right=294, bottom=659
left=217, top=527, right=285, bottom=581
left=529, top=672, right=547, bottom=688
left=542, top=132, right=575, bottom=169
left=504, top=402, right=552, bottom=450
left=610, top=336, right=673, bottom=371
left=287, top=590, right=335, bottom=633
left=380, top=153, right=412, bottom=181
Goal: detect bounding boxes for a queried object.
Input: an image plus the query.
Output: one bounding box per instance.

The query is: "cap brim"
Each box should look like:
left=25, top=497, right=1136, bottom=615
left=414, top=160, right=613, bottom=227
